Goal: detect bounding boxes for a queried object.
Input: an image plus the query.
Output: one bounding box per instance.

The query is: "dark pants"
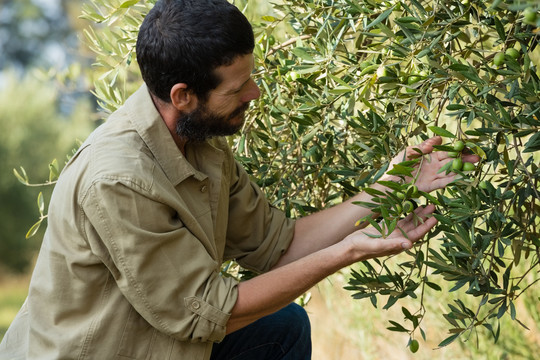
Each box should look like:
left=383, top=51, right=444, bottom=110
left=210, top=303, right=312, bottom=360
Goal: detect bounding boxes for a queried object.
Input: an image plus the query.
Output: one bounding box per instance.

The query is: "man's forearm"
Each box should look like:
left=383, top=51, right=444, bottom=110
left=273, top=181, right=390, bottom=268
left=226, top=203, right=439, bottom=335
left=226, top=240, right=355, bottom=334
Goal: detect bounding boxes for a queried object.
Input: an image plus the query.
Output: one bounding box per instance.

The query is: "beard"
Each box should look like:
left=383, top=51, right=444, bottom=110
left=175, top=101, right=249, bottom=142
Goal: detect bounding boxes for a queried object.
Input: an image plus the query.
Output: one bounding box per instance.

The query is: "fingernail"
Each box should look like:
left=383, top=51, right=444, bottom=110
left=401, top=242, right=411, bottom=249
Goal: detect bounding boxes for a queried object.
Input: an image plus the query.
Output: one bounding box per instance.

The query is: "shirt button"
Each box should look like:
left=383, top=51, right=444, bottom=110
left=200, top=185, right=207, bottom=193
left=192, top=301, right=201, bottom=310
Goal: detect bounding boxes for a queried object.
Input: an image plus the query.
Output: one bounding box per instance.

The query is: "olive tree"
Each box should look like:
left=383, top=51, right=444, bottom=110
left=31, top=0, right=539, bottom=352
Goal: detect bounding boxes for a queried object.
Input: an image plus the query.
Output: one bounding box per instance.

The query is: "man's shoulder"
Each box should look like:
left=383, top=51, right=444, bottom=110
left=62, top=118, right=158, bottom=196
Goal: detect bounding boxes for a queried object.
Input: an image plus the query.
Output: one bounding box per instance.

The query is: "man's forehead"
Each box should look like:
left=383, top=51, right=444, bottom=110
left=214, top=54, right=255, bottom=90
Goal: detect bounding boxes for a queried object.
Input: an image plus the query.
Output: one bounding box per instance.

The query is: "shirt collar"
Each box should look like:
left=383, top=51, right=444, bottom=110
left=125, top=84, right=207, bottom=185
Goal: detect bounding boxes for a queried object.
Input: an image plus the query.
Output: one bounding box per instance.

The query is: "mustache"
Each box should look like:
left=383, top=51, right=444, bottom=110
left=228, top=102, right=250, bottom=120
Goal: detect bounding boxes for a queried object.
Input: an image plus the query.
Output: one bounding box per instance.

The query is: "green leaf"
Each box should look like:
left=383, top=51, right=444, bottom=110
left=37, top=192, right=45, bottom=215
left=387, top=320, right=409, bottom=333
left=377, top=181, right=403, bottom=191
left=387, top=164, right=415, bottom=177
left=261, top=15, right=277, bottom=22
left=494, top=16, right=506, bottom=42
left=119, top=0, right=139, bottom=9
left=13, top=167, right=29, bottom=185
left=438, top=333, right=461, bottom=347
left=291, top=47, right=315, bottom=62
left=49, top=159, right=60, bottom=182
left=364, top=188, right=386, bottom=196
left=446, top=104, right=466, bottom=111
left=448, top=64, right=470, bottom=72
left=26, top=220, right=43, bottom=239
left=428, top=126, right=456, bottom=138
left=523, top=132, right=540, bottom=153
left=387, top=218, right=398, bottom=235
left=425, top=281, right=442, bottom=291
left=509, top=301, right=516, bottom=320
left=365, top=8, right=394, bottom=30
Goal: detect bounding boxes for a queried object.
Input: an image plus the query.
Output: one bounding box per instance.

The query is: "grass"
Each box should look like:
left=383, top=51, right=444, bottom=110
left=306, top=270, right=540, bottom=360
left=0, top=274, right=29, bottom=342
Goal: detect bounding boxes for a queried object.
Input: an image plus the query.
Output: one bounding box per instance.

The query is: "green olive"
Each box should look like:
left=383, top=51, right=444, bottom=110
left=377, top=66, right=389, bottom=78
left=410, top=339, right=419, bottom=353
left=394, top=191, right=406, bottom=200
left=453, top=140, right=465, bottom=152
left=452, top=158, right=463, bottom=171
left=287, top=71, right=299, bottom=81
left=462, top=162, right=476, bottom=171
left=408, top=185, right=419, bottom=197
left=407, top=75, right=422, bottom=85
left=447, top=151, right=459, bottom=158
left=524, top=8, right=538, bottom=24
left=505, top=48, right=520, bottom=60
left=403, top=200, right=414, bottom=213
left=493, top=52, right=505, bottom=66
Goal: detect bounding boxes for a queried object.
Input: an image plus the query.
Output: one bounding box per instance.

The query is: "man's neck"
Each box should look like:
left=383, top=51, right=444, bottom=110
left=150, top=93, right=188, bottom=156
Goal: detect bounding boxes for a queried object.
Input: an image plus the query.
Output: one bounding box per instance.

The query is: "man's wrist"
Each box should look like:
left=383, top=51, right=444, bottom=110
left=334, top=235, right=365, bottom=266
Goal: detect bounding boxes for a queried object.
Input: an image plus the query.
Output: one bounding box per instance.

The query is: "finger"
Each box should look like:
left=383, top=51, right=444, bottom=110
left=430, top=177, right=456, bottom=190
left=410, top=215, right=438, bottom=240
left=407, top=136, right=442, bottom=159
left=397, top=206, right=438, bottom=241
left=382, top=209, right=437, bottom=252
left=415, top=203, right=436, bottom=216
left=397, top=204, right=435, bottom=232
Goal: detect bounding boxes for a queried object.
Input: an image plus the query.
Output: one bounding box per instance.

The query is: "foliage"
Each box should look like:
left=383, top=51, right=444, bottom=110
left=0, top=0, right=81, bottom=70
left=68, top=0, right=540, bottom=351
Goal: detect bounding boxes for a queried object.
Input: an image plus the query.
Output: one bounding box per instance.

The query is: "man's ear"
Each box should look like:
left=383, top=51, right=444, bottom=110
left=170, top=83, right=197, bottom=111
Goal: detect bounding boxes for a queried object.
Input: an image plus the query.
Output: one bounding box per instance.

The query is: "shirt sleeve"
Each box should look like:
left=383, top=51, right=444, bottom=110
left=81, top=178, right=238, bottom=343
left=223, top=160, right=296, bottom=273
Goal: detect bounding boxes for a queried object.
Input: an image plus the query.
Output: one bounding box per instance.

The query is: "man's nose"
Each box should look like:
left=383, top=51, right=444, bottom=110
left=241, top=78, right=261, bottom=102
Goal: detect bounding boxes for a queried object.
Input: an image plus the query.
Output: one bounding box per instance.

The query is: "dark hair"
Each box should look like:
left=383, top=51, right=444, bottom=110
left=136, top=0, right=255, bottom=102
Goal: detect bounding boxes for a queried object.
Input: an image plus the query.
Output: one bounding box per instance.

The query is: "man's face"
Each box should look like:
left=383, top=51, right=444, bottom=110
left=175, top=99, right=250, bottom=142
left=176, top=53, right=260, bottom=142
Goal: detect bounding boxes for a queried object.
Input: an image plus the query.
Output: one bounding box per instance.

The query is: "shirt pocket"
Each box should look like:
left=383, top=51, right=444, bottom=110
left=117, top=306, right=175, bottom=359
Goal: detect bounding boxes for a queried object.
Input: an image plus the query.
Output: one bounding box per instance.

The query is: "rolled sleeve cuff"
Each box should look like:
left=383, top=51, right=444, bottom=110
left=183, top=284, right=237, bottom=343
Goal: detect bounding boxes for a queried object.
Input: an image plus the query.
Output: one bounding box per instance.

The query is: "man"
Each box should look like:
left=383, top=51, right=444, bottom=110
left=0, top=0, right=479, bottom=359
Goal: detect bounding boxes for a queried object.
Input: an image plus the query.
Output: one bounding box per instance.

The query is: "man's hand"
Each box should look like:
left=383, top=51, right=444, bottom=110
left=346, top=204, right=438, bottom=261
left=384, top=136, right=480, bottom=193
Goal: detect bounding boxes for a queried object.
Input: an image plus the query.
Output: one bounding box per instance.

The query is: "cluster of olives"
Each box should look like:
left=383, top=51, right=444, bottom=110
left=493, top=47, right=521, bottom=66
left=391, top=184, right=419, bottom=215
left=492, top=7, right=537, bottom=67
left=448, top=140, right=476, bottom=172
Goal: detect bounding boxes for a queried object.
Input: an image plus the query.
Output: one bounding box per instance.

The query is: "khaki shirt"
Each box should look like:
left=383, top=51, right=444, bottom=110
left=0, top=85, right=295, bottom=360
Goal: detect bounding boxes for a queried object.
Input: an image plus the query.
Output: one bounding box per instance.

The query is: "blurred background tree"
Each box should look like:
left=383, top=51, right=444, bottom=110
left=0, top=0, right=81, bottom=71
left=0, top=0, right=96, bottom=273
left=0, top=72, right=94, bottom=272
